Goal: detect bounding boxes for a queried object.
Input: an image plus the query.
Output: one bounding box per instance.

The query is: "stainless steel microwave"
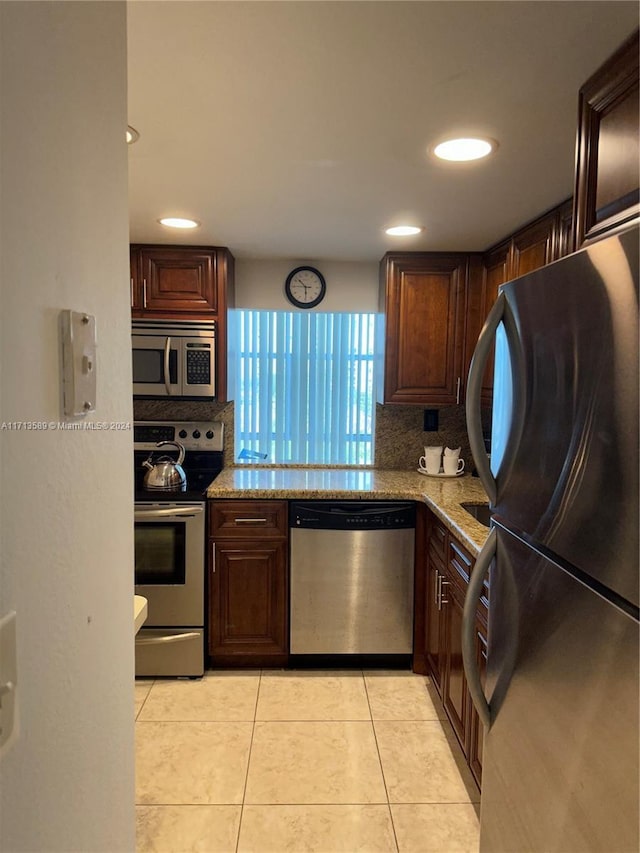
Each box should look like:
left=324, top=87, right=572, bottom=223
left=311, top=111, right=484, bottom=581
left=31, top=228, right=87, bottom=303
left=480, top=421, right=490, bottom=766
left=132, top=319, right=216, bottom=399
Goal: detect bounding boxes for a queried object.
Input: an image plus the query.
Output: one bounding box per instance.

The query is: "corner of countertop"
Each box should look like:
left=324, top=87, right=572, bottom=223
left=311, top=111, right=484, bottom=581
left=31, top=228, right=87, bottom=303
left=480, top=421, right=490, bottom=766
left=206, top=467, right=490, bottom=556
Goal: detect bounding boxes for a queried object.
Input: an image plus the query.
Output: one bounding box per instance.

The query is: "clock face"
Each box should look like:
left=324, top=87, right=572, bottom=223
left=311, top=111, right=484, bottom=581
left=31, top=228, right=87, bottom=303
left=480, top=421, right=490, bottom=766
left=285, top=266, right=326, bottom=308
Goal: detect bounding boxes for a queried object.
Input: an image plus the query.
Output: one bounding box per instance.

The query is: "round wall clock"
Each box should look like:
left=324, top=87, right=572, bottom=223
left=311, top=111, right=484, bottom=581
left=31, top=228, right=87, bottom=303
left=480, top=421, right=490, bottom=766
left=284, top=266, right=326, bottom=309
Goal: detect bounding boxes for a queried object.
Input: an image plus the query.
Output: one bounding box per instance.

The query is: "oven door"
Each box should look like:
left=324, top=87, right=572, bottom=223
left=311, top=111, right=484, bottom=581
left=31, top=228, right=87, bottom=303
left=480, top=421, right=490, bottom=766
left=134, top=502, right=204, bottom=626
left=132, top=334, right=181, bottom=397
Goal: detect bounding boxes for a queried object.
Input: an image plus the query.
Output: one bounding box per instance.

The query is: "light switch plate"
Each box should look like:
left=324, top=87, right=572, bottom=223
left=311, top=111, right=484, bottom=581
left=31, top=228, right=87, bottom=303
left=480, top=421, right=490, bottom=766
left=60, top=309, right=97, bottom=417
left=0, top=610, right=18, bottom=753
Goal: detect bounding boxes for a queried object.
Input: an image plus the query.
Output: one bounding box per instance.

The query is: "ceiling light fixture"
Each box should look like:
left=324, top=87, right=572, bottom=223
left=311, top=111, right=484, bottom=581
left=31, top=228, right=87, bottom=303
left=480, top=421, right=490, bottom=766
left=385, top=225, right=423, bottom=237
left=432, top=137, right=496, bottom=162
left=158, top=217, right=200, bottom=229
left=126, top=125, right=140, bottom=144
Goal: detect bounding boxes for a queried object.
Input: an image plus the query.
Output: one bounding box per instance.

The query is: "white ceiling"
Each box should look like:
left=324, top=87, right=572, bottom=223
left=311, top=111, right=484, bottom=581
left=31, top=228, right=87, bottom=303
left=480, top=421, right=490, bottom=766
left=127, top=1, right=638, bottom=261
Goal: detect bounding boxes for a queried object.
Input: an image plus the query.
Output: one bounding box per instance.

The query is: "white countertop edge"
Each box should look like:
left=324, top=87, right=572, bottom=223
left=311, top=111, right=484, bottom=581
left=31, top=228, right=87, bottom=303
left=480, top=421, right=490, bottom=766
left=134, top=595, right=148, bottom=635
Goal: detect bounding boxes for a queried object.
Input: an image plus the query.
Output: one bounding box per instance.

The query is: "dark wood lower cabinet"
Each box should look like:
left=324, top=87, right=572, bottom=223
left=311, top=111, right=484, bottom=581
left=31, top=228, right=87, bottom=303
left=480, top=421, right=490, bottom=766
left=441, top=578, right=468, bottom=747
left=468, top=628, right=487, bottom=787
left=209, top=540, right=288, bottom=662
left=425, top=559, right=444, bottom=693
left=414, top=509, right=486, bottom=790
left=208, top=500, right=288, bottom=666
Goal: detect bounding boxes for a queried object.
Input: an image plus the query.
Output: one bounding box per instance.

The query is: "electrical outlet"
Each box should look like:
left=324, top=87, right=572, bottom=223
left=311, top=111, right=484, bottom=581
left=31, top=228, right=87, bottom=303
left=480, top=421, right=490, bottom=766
left=423, top=409, right=439, bottom=431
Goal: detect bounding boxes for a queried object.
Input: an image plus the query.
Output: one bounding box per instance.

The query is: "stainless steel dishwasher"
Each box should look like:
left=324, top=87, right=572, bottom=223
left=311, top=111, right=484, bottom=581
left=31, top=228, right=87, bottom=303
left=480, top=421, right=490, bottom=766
left=289, top=501, right=415, bottom=654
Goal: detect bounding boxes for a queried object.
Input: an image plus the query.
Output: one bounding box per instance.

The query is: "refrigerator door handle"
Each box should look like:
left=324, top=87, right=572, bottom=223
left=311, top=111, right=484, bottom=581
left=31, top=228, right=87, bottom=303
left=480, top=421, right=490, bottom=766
left=462, top=526, right=496, bottom=730
left=465, top=293, right=505, bottom=505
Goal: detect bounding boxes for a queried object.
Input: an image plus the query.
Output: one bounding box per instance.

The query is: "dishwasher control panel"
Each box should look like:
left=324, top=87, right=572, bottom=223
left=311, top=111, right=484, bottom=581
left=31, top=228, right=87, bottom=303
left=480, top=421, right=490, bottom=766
left=289, top=500, right=415, bottom=530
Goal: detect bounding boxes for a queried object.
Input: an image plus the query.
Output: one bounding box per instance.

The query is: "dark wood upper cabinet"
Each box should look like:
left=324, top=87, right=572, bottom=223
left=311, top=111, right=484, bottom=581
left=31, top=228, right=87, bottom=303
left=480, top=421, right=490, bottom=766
left=574, top=29, right=639, bottom=248
left=510, top=209, right=556, bottom=279
left=130, top=244, right=235, bottom=401
left=554, top=199, right=575, bottom=260
left=474, top=241, right=510, bottom=408
left=141, top=247, right=218, bottom=314
left=467, top=200, right=573, bottom=408
left=131, top=245, right=234, bottom=317
left=379, top=253, right=468, bottom=405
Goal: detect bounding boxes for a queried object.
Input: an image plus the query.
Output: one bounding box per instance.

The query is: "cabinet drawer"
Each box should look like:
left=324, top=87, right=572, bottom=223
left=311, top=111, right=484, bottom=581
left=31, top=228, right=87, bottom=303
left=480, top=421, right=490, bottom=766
left=427, top=517, right=448, bottom=562
left=448, top=537, right=474, bottom=595
left=209, top=500, right=287, bottom=538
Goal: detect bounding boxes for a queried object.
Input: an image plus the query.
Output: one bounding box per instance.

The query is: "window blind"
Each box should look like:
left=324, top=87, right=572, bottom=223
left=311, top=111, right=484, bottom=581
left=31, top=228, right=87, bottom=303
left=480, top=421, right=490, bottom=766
left=232, top=310, right=378, bottom=465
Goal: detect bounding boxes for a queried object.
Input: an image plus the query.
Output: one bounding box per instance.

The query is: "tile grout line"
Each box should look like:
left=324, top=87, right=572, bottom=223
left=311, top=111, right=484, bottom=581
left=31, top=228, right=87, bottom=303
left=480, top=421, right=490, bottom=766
left=362, top=672, right=401, bottom=853
left=135, top=678, right=155, bottom=722
left=235, top=669, right=263, bottom=853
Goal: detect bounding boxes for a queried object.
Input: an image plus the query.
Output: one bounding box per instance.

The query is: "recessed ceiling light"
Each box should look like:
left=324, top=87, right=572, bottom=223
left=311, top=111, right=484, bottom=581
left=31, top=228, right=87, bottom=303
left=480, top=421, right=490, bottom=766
left=158, top=217, right=200, bottom=229
left=385, top=225, right=424, bottom=237
left=126, top=126, right=140, bottom=144
left=432, top=137, right=496, bottom=162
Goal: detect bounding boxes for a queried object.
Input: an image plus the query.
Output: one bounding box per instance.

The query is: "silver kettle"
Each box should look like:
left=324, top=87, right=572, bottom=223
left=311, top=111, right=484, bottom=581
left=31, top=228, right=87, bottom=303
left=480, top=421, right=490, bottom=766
left=142, top=441, right=187, bottom=492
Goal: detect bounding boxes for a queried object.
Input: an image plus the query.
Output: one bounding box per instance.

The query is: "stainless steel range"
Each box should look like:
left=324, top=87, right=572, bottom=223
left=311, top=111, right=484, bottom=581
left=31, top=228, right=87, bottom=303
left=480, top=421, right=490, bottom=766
left=134, top=420, right=223, bottom=677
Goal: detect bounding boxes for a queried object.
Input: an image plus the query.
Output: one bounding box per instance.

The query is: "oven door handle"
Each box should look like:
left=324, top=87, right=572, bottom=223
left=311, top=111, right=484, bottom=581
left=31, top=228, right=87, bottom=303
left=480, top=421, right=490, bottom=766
left=135, top=631, right=200, bottom=646
left=134, top=506, right=204, bottom=519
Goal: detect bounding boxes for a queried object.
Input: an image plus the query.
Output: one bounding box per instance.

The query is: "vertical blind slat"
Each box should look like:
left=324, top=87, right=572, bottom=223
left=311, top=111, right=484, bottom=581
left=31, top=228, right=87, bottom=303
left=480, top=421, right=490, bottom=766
left=233, top=309, right=377, bottom=465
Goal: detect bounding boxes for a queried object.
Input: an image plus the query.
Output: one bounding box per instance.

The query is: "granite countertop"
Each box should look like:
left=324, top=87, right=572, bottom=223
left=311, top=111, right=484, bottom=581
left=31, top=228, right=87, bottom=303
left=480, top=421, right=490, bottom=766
left=207, top=468, right=490, bottom=555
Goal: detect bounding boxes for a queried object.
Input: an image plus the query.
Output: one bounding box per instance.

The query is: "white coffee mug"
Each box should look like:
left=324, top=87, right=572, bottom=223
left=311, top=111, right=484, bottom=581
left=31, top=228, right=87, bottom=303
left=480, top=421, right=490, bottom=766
left=443, top=456, right=465, bottom=475
left=419, top=446, right=442, bottom=474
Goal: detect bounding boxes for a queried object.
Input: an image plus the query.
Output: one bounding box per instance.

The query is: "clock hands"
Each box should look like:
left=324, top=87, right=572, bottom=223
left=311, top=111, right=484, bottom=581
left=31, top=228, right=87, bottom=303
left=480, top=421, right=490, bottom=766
left=285, top=267, right=325, bottom=307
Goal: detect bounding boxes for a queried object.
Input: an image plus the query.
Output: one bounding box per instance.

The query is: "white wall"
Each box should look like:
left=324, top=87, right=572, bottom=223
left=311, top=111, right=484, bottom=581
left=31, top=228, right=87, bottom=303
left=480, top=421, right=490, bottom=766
left=0, top=3, right=134, bottom=850
left=236, top=258, right=379, bottom=311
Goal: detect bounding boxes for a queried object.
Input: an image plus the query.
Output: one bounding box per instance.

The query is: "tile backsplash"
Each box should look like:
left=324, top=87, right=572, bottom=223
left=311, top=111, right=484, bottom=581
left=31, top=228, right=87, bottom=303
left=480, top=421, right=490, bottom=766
left=133, top=400, right=236, bottom=469
left=374, top=404, right=474, bottom=471
left=134, top=399, right=484, bottom=473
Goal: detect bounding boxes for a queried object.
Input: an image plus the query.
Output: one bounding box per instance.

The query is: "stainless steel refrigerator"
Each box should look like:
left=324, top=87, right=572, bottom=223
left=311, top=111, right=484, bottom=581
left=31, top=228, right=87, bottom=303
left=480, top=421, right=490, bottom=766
left=465, top=224, right=639, bottom=852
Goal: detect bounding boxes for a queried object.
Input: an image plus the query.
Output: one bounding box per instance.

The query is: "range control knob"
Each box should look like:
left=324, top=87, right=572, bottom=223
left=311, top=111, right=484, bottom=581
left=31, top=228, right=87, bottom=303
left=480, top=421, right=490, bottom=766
left=178, top=429, right=188, bottom=439
left=206, top=430, right=214, bottom=439
left=192, top=430, right=201, bottom=439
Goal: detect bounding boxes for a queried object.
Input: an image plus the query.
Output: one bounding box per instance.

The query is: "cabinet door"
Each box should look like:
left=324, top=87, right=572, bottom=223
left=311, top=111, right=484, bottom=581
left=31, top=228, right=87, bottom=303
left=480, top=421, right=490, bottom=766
left=441, top=578, right=468, bottom=749
left=574, top=30, right=639, bottom=247
left=130, top=246, right=141, bottom=309
left=381, top=254, right=467, bottom=405
left=554, top=199, right=574, bottom=259
left=478, top=243, right=510, bottom=408
left=510, top=212, right=555, bottom=279
left=468, top=628, right=487, bottom=786
left=209, top=540, right=288, bottom=660
left=424, top=559, right=444, bottom=693
left=138, top=247, right=218, bottom=315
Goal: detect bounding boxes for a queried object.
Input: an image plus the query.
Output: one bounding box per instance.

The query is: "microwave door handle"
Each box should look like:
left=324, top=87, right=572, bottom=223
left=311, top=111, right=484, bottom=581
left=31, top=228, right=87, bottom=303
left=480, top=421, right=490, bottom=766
left=164, top=336, right=172, bottom=395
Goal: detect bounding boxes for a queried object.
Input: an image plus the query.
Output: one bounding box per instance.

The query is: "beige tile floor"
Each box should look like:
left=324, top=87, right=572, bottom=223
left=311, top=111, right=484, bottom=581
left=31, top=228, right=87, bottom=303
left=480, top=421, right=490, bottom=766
left=135, top=670, right=480, bottom=853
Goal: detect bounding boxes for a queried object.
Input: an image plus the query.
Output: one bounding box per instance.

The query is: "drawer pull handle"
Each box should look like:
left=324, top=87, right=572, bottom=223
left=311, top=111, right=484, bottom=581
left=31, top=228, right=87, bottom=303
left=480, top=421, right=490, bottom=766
left=234, top=517, right=268, bottom=523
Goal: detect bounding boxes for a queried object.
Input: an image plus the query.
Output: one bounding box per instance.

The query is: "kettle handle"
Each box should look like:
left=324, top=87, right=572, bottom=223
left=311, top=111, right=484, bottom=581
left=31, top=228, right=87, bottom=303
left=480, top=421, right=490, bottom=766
left=156, top=440, right=185, bottom=466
